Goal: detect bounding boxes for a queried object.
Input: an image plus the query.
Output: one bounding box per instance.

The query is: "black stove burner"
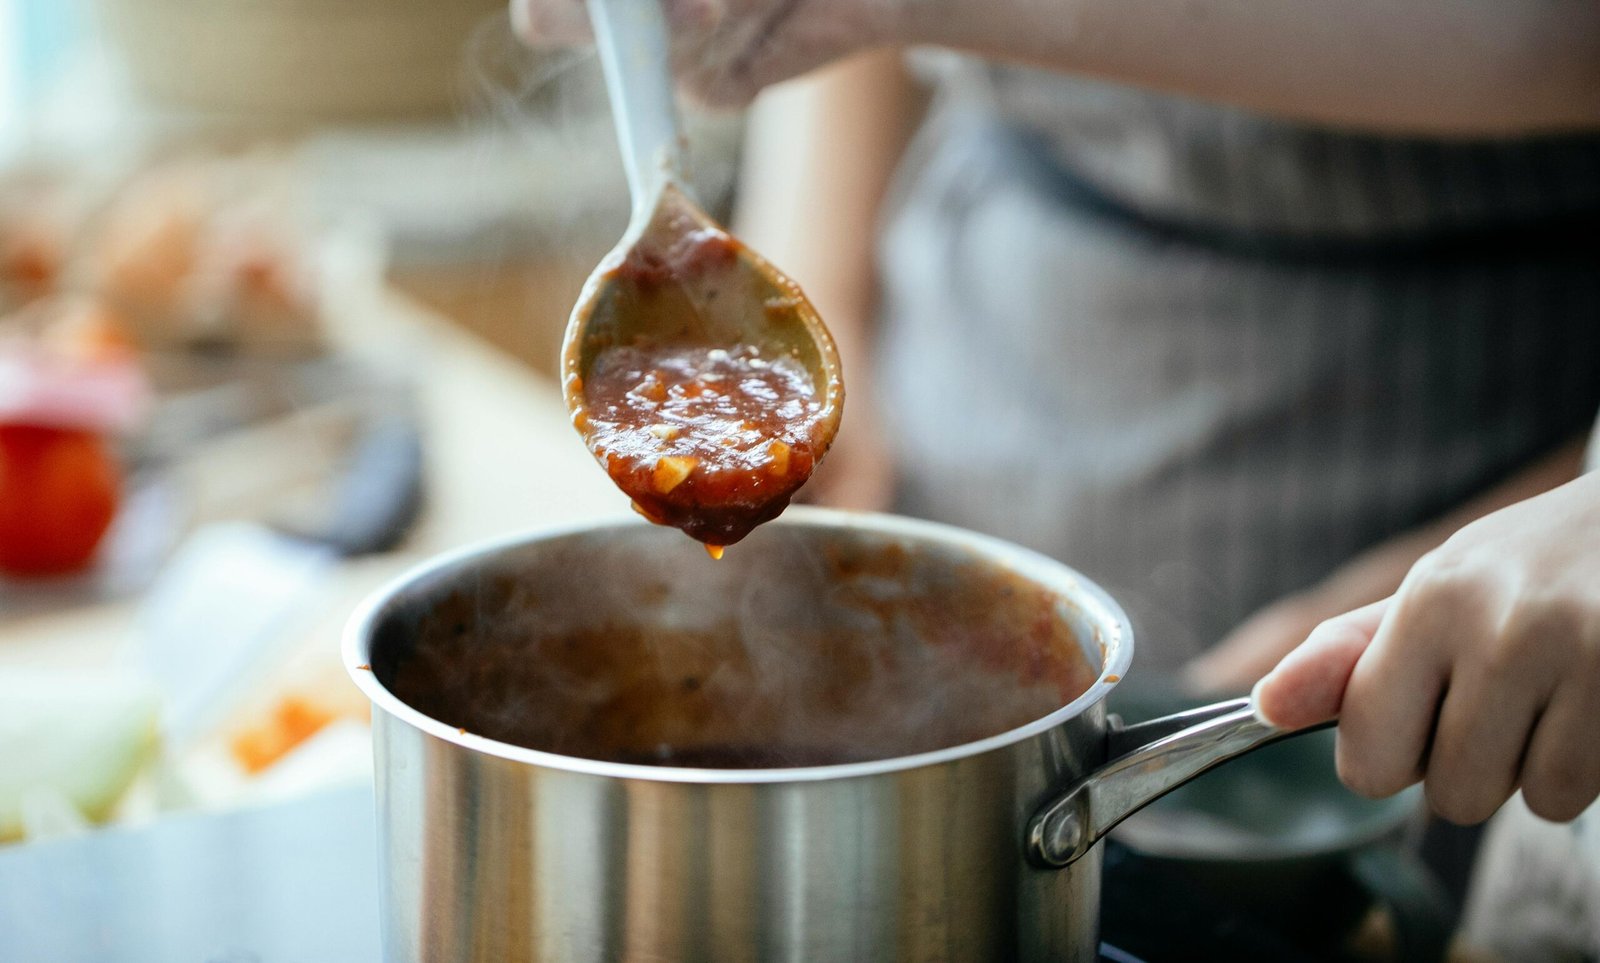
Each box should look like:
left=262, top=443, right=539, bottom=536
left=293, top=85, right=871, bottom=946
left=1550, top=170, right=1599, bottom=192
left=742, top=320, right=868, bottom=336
left=1099, top=840, right=1367, bottom=963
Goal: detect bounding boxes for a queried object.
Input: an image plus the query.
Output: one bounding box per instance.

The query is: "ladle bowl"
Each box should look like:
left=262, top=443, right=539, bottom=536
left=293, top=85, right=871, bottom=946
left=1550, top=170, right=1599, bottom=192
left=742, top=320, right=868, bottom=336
left=561, top=0, right=843, bottom=476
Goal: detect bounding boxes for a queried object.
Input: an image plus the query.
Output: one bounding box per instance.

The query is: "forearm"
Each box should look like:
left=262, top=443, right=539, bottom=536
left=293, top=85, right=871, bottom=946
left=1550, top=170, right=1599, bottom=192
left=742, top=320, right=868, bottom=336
left=734, top=52, right=923, bottom=507
left=1192, top=434, right=1590, bottom=690
left=1321, top=434, right=1589, bottom=601
left=734, top=50, right=923, bottom=392
left=900, top=0, right=1600, bottom=136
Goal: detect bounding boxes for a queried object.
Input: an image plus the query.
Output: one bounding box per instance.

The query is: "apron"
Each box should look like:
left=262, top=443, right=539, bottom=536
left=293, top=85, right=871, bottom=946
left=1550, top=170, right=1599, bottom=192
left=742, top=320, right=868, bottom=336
left=876, top=61, right=1600, bottom=671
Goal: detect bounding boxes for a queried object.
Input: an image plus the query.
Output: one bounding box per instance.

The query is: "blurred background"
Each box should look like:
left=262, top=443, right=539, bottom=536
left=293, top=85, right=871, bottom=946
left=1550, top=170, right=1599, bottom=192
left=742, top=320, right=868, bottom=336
left=0, top=0, right=755, bottom=839
left=0, top=4, right=1541, bottom=961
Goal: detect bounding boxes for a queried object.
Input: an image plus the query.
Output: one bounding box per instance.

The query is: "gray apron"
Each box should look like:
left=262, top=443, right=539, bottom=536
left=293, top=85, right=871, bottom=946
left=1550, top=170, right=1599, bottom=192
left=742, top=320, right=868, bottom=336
left=878, top=62, right=1600, bottom=670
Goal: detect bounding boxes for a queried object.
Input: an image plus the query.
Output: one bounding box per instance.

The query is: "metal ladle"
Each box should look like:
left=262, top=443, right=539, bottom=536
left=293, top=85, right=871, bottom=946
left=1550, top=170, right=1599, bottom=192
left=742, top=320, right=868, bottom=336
left=561, top=0, right=844, bottom=458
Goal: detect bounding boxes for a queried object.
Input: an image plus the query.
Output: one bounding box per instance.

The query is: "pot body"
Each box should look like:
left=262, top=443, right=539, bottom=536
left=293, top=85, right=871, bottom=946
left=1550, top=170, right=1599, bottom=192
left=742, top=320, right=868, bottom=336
left=373, top=712, right=1105, bottom=961
left=349, top=509, right=1137, bottom=962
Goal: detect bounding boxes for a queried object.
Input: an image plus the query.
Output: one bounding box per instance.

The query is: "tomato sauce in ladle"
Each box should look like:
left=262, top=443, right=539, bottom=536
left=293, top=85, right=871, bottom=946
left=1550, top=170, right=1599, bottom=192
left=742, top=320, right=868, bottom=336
left=564, top=0, right=843, bottom=555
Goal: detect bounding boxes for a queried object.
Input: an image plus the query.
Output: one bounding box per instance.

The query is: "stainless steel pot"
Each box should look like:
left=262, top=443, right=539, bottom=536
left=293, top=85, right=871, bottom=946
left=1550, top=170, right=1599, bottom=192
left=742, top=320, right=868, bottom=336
left=345, top=509, right=1321, bottom=962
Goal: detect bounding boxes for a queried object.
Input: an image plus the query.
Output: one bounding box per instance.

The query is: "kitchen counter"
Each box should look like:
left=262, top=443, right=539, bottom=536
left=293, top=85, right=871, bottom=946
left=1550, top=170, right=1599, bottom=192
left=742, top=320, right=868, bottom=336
left=0, top=289, right=629, bottom=815
left=0, top=785, right=379, bottom=961
left=2, top=287, right=628, bottom=661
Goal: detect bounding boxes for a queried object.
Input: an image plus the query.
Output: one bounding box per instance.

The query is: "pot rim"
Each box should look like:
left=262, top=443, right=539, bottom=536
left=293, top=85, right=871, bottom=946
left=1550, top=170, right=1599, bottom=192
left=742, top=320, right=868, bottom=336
left=344, top=506, right=1134, bottom=785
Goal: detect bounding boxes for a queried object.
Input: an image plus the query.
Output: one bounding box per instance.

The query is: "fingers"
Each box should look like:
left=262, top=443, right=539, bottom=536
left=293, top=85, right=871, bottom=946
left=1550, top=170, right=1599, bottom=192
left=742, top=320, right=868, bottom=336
left=512, top=0, right=731, bottom=50
left=1424, top=663, right=1546, bottom=825
left=511, top=0, right=882, bottom=107
left=677, top=2, right=899, bottom=107
left=512, top=0, right=593, bottom=47
left=1521, top=670, right=1600, bottom=821
left=1515, top=600, right=1600, bottom=822
left=1336, top=571, right=1463, bottom=799
left=674, top=7, right=803, bottom=108
left=1252, top=598, right=1388, bottom=729
left=681, top=22, right=853, bottom=107
left=1417, top=588, right=1578, bottom=823
left=1305, top=481, right=1600, bottom=823
left=1334, top=549, right=1600, bottom=824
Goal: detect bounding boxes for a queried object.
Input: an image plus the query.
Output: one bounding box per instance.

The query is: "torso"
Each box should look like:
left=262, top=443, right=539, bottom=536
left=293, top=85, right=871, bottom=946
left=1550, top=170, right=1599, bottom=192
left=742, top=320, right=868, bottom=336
left=878, top=61, right=1600, bottom=669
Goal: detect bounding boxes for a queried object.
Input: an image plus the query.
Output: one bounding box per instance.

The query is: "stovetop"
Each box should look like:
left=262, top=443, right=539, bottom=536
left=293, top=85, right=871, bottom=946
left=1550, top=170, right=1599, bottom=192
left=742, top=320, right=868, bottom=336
left=1102, top=839, right=1331, bottom=962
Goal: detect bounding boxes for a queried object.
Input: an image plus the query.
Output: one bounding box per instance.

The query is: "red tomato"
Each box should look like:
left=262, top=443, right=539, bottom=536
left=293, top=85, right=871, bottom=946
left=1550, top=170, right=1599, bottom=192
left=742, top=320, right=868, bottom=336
left=0, top=424, right=121, bottom=578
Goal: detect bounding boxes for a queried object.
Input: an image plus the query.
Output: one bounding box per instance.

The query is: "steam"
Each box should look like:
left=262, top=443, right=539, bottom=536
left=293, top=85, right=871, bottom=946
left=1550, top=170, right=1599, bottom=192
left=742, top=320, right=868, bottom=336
left=459, top=12, right=744, bottom=223
left=381, top=523, right=1099, bottom=768
left=459, top=18, right=619, bottom=285
left=370, top=20, right=1092, bottom=761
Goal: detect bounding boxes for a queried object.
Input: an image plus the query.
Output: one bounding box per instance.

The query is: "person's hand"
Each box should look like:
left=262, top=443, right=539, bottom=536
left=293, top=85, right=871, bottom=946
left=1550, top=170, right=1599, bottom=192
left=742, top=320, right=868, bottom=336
left=511, top=0, right=902, bottom=106
left=1191, top=436, right=1589, bottom=694
left=1254, top=471, right=1600, bottom=825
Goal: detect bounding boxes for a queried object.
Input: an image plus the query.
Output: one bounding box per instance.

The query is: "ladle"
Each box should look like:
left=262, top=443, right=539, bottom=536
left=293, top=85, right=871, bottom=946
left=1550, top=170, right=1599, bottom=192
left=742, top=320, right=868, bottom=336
left=561, top=0, right=844, bottom=550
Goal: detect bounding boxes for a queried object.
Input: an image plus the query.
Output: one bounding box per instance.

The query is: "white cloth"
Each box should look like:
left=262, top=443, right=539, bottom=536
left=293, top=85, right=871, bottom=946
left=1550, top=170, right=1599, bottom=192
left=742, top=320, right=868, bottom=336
left=1462, top=796, right=1600, bottom=961
left=1460, top=415, right=1600, bottom=959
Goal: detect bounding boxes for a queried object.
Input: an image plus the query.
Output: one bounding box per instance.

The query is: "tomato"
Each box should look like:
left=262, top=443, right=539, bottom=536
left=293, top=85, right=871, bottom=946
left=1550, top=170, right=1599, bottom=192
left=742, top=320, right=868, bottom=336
left=0, top=424, right=121, bottom=578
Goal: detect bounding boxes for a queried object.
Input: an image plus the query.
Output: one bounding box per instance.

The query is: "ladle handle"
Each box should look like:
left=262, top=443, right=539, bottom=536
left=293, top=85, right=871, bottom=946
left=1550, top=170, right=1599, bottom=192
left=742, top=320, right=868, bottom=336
left=587, top=0, right=683, bottom=212
left=1026, top=698, right=1334, bottom=868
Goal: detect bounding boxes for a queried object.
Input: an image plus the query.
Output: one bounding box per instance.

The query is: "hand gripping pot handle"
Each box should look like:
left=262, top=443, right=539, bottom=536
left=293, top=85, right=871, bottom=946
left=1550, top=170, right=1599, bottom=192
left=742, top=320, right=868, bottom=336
left=1027, top=698, right=1334, bottom=867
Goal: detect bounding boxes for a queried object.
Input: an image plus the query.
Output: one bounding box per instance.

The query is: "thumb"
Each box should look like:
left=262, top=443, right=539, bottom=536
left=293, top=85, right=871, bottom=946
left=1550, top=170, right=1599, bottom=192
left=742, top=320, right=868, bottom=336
left=1252, top=597, right=1390, bottom=729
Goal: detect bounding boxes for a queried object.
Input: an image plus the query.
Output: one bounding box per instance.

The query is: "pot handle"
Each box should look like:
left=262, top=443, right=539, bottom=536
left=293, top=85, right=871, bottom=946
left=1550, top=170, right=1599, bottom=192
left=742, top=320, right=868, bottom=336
left=1026, top=698, right=1332, bottom=868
